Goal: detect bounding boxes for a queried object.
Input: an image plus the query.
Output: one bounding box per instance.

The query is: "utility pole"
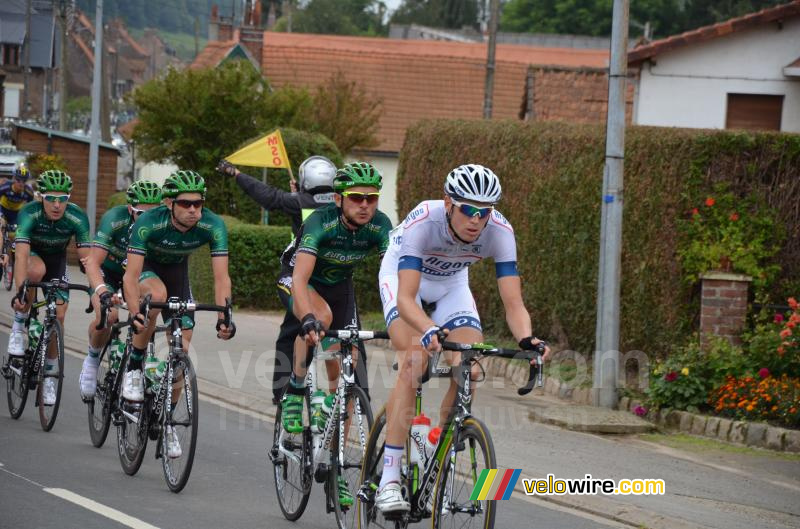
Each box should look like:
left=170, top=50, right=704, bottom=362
left=58, top=0, right=69, bottom=131
left=592, top=0, right=629, bottom=409
left=87, top=0, right=104, bottom=235
left=23, top=0, right=32, bottom=119
left=482, top=0, right=499, bottom=119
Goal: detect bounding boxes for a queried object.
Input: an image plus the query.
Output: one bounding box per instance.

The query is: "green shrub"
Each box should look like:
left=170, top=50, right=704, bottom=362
left=188, top=215, right=384, bottom=313
left=397, top=120, right=800, bottom=356
left=107, top=191, right=127, bottom=208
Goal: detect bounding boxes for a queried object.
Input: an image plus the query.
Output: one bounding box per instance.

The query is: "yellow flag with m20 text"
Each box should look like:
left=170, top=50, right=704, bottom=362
left=224, top=129, right=291, bottom=168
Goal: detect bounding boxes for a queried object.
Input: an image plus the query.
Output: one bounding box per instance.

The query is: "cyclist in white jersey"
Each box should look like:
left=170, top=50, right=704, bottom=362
left=375, top=164, right=550, bottom=513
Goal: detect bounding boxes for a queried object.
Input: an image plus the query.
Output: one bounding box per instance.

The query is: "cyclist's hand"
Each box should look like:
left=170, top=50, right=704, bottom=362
left=11, top=293, right=27, bottom=312
left=300, top=313, right=323, bottom=346
left=98, top=290, right=114, bottom=310
left=132, top=312, right=147, bottom=333
left=520, top=336, right=550, bottom=362
left=289, top=180, right=298, bottom=193
left=420, top=326, right=443, bottom=355
left=216, top=160, right=238, bottom=177
left=216, top=318, right=236, bottom=340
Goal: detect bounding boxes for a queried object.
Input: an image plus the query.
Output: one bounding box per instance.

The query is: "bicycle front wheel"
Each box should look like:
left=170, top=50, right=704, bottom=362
left=161, top=354, right=199, bottom=493
left=271, top=400, right=312, bottom=520
left=88, top=344, right=113, bottom=447
left=5, top=353, right=29, bottom=419
left=334, top=385, right=373, bottom=529
left=357, top=407, right=409, bottom=529
left=37, top=321, right=64, bottom=432
left=431, top=417, right=497, bottom=529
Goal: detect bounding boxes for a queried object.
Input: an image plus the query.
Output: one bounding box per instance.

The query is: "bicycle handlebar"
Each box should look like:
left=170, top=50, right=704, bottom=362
left=15, top=279, right=93, bottom=314
left=136, top=294, right=233, bottom=333
left=325, top=328, right=389, bottom=341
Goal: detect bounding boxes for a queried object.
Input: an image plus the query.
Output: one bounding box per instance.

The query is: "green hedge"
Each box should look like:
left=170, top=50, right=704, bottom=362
left=189, top=215, right=383, bottom=313
left=396, top=120, right=800, bottom=356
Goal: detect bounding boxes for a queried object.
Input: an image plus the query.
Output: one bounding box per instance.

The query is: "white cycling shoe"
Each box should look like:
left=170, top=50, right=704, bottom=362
left=166, top=426, right=182, bottom=459
left=375, top=482, right=410, bottom=513
left=42, top=378, right=57, bottom=406
left=79, top=359, right=98, bottom=399
left=7, top=330, right=24, bottom=357
left=122, top=370, right=145, bottom=402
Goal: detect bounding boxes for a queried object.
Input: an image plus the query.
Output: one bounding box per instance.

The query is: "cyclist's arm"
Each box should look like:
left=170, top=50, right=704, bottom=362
left=12, top=240, right=29, bottom=291
left=77, top=245, right=103, bottom=290
left=290, top=251, right=317, bottom=320
left=211, top=255, right=232, bottom=319
left=122, top=252, right=144, bottom=310
left=84, top=246, right=109, bottom=293
left=497, top=275, right=532, bottom=341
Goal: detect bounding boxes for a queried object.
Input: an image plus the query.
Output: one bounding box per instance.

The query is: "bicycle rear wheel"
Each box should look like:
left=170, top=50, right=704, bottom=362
left=37, top=321, right=64, bottom=432
left=161, top=354, right=199, bottom=493
left=431, top=417, right=496, bottom=529
left=117, top=353, right=149, bottom=475
left=334, top=385, right=373, bottom=529
left=271, top=400, right=312, bottom=520
left=5, top=354, right=29, bottom=419
left=88, top=344, right=113, bottom=447
left=357, top=407, right=409, bottom=529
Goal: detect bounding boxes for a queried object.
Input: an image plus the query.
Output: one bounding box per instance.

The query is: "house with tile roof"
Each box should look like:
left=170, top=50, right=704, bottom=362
left=193, top=16, right=619, bottom=223
left=628, top=1, right=800, bottom=132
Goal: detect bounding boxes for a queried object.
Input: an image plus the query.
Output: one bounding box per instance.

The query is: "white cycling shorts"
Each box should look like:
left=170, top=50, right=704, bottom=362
left=379, top=273, right=481, bottom=333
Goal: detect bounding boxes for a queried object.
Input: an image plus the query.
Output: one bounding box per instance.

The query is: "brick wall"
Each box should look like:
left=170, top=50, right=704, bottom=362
left=700, top=272, right=752, bottom=346
left=239, top=28, right=263, bottom=66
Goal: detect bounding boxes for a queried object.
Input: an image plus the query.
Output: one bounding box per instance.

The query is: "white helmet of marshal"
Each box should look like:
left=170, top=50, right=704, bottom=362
left=298, top=156, right=336, bottom=193
left=444, top=164, right=502, bottom=204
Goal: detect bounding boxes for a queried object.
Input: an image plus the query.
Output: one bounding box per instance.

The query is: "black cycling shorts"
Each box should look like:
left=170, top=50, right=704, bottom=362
left=140, top=259, right=194, bottom=329
left=277, top=270, right=358, bottom=332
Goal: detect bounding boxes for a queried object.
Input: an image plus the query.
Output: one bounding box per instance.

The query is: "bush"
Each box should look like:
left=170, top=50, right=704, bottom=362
left=710, top=374, right=800, bottom=428
left=188, top=216, right=383, bottom=313
left=397, top=120, right=800, bottom=356
left=107, top=191, right=127, bottom=208
left=27, top=153, right=68, bottom=175
left=745, top=297, right=800, bottom=379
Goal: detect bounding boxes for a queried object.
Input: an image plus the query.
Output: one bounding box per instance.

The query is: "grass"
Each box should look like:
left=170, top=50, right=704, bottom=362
left=639, top=433, right=800, bottom=461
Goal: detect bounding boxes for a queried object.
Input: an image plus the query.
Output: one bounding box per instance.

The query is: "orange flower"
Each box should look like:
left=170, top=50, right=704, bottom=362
left=729, top=212, right=739, bottom=221
left=790, top=408, right=797, bottom=414
left=780, top=328, right=792, bottom=339
left=705, top=197, right=715, bottom=207
left=788, top=297, right=798, bottom=310
left=746, top=405, right=755, bottom=411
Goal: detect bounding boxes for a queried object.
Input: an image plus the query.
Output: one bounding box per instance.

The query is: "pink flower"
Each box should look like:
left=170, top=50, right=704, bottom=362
left=664, top=371, right=678, bottom=382
left=774, top=313, right=785, bottom=324
left=691, top=208, right=699, bottom=216
left=633, top=405, right=647, bottom=417
left=758, top=368, right=770, bottom=379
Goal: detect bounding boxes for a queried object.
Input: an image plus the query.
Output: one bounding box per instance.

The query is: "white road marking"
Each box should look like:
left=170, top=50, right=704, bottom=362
left=44, top=488, right=161, bottom=529
left=1, top=463, right=45, bottom=487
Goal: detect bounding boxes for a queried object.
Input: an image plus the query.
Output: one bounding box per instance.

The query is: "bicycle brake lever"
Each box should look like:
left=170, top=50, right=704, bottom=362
left=518, top=351, right=544, bottom=396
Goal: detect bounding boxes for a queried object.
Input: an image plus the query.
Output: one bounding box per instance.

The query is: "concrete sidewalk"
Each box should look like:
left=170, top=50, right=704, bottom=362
left=3, top=265, right=800, bottom=529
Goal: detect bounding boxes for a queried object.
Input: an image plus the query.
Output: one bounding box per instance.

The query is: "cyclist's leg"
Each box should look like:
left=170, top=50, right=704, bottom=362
left=81, top=271, right=121, bottom=397
left=7, top=252, right=46, bottom=357
left=273, top=310, right=299, bottom=404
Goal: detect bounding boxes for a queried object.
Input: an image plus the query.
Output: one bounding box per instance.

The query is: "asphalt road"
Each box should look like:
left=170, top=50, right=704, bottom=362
left=0, top=331, right=620, bottom=529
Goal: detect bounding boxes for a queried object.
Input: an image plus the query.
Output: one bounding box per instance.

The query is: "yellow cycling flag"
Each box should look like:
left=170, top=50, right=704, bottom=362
left=225, top=129, right=291, bottom=168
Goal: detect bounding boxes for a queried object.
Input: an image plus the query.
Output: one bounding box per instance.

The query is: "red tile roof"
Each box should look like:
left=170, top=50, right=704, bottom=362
left=189, top=40, right=238, bottom=69
left=629, top=1, right=800, bottom=65
left=260, top=32, right=608, bottom=152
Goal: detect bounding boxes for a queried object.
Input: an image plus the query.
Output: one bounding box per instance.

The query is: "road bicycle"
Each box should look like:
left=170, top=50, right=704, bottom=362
left=356, top=336, right=544, bottom=529
left=2, top=278, right=91, bottom=431
left=0, top=222, right=16, bottom=291
left=271, top=327, right=388, bottom=529
left=116, top=294, right=233, bottom=493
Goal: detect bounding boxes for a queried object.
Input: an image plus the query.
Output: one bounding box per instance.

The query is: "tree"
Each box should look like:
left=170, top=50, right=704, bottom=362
left=499, top=0, right=789, bottom=40
left=279, top=0, right=387, bottom=36
left=391, top=0, right=481, bottom=30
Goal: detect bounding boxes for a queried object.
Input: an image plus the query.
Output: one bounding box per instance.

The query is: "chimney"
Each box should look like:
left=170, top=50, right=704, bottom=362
left=239, top=28, right=264, bottom=66
left=209, top=4, right=220, bottom=41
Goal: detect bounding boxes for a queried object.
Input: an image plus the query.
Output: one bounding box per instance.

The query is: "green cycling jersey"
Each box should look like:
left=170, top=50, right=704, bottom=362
left=15, top=201, right=91, bottom=254
left=282, top=203, right=392, bottom=285
left=127, top=204, right=228, bottom=264
left=93, top=205, right=133, bottom=275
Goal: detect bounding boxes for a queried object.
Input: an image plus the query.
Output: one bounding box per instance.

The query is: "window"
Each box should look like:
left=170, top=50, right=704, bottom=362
left=726, top=94, right=783, bottom=131
left=1, top=44, right=21, bottom=66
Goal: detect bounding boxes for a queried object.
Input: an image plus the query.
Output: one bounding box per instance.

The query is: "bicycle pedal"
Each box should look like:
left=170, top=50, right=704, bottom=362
left=314, top=463, right=329, bottom=483
left=356, top=482, right=377, bottom=503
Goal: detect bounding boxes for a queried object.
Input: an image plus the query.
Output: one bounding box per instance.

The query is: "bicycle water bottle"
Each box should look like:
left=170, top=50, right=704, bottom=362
left=144, top=354, right=160, bottom=391
left=310, top=390, right=326, bottom=434
left=150, top=360, right=168, bottom=394
left=425, top=426, right=442, bottom=461
left=109, top=339, right=125, bottom=372
left=28, top=319, right=43, bottom=349
left=410, top=413, right=431, bottom=465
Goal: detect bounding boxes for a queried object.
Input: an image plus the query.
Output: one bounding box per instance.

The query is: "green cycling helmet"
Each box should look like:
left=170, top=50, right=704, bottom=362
left=127, top=180, right=163, bottom=205
left=333, top=162, right=383, bottom=193
left=36, top=170, right=73, bottom=193
left=162, top=170, right=206, bottom=199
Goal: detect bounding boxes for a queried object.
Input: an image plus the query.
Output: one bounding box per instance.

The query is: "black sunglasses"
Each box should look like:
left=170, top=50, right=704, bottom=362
left=174, top=199, right=204, bottom=209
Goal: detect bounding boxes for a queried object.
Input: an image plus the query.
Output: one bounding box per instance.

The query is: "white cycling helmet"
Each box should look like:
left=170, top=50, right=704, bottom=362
left=298, top=156, right=336, bottom=193
left=444, top=164, right=502, bottom=204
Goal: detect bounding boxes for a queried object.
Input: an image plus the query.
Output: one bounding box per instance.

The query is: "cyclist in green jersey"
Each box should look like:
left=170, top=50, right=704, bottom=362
left=278, top=162, right=392, bottom=507
left=78, top=181, right=163, bottom=399
left=5, top=170, right=104, bottom=406
left=123, top=170, right=234, bottom=457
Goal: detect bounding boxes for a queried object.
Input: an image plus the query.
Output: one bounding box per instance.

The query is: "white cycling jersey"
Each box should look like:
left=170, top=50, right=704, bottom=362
left=379, top=200, right=519, bottom=331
